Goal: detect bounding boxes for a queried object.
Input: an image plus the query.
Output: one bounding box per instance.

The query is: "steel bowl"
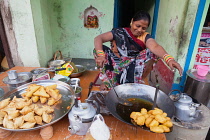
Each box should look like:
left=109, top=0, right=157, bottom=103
left=105, top=83, right=175, bottom=133
left=48, top=60, right=65, bottom=68
left=70, top=65, right=86, bottom=78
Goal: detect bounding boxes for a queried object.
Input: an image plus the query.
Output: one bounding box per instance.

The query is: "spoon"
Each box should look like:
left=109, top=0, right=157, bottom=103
left=105, top=74, right=133, bottom=106
left=152, top=75, right=159, bottom=109
left=152, top=84, right=159, bottom=109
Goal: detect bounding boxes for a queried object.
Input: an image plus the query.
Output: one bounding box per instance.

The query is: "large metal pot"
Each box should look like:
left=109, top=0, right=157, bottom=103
left=105, top=83, right=175, bottom=130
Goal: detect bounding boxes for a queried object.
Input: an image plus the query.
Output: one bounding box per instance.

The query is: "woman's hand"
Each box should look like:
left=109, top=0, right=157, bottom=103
left=95, top=56, right=106, bottom=68
left=168, top=60, right=183, bottom=76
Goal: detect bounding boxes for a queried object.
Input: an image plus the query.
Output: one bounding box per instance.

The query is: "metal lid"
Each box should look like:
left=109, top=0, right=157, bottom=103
left=3, top=72, right=32, bottom=85
left=186, top=69, right=210, bottom=83
left=178, top=94, right=192, bottom=104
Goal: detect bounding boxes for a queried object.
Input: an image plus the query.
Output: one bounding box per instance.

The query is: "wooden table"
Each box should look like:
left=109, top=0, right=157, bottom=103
left=0, top=66, right=166, bottom=140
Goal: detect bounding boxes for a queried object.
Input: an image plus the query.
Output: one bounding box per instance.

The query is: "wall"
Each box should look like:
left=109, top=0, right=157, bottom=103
left=50, top=0, right=114, bottom=59
left=31, top=0, right=53, bottom=67
left=155, top=0, right=199, bottom=83
left=8, top=0, right=40, bottom=67
left=149, top=0, right=200, bottom=93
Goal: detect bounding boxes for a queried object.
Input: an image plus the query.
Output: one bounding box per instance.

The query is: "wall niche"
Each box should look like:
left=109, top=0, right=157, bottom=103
left=84, top=5, right=99, bottom=28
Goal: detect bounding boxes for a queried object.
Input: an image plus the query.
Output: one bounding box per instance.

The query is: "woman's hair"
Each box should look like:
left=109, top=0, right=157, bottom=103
left=132, top=11, right=151, bottom=26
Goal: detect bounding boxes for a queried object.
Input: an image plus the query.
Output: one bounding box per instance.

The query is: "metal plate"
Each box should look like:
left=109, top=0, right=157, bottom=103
left=70, top=65, right=86, bottom=78
left=0, top=80, right=75, bottom=131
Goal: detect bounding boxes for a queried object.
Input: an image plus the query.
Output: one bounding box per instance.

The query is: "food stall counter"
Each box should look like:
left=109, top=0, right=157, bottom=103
left=0, top=66, right=166, bottom=140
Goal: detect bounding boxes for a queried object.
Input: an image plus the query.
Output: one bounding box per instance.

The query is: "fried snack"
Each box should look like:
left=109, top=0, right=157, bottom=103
left=20, top=122, right=36, bottom=129
left=159, top=125, right=170, bottom=133
left=45, top=84, right=57, bottom=90
left=7, top=110, right=20, bottom=120
left=140, top=108, right=147, bottom=115
left=42, top=112, right=52, bottom=123
left=136, top=115, right=145, bottom=126
left=15, top=99, right=32, bottom=110
left=40, top=97, right=47, bottom=104
left=42, top=106, right=54, bottom=114
left=34, top=116, right=43, bottom=125
left=0, top=111, right=6, bottom=118
left=55, top=94, right=62, bottom=101
left=3, top=115, right=15, bottom=129
left=48, top=98, right=56, bottom=106
left=14, top=116, right=24, bottom=129
left=0, top=117, right=3, bottom=125
left=162, top=121, right=173, bottom=128
left=25, top=85, right=41, bottom=97
left=149, top=119, right=159, bottom=127
left=150, top=126, right=164, bottom=133
left=130, top=112, right=142, bottom=121
left=0, top=94, right=55, bottom=130
left=155, top=114, right=167, bottom=123
left=20, top=106, right=33, bottom=115
left=151, top=108, right=163, bottom=115
left=34, top=106, right=45, bottom=116
left=33, top=87, right=50, bottom=98
left=162, top=113, right=167, bottom=118
left=23, top=111, right=36, bottom=123
left=47, top=89, right=59, bottom=99
left=32, top=96, right=39, bottom=103
left=145, top=116, right=154, bottom=127
left=0, top=98, right=10, bottom=109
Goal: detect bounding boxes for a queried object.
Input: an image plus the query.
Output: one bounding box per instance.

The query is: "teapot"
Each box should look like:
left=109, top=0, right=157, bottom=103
left=169, top=90, right=201, bottom=122
left=68, top=98, right=100, bottom=135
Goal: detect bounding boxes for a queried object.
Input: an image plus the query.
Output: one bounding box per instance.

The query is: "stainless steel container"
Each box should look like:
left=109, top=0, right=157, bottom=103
left=184, top=69, right=210, bottom=107
left=3, top=72, right=32, bottom=88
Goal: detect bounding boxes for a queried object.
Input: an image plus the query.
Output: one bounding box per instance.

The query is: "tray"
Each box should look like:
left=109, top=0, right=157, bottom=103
left=0, top=80, right=75, bottom=131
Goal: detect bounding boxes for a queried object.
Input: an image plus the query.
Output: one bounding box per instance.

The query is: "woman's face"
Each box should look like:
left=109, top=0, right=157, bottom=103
left=130, top=19, right=149, bottom=37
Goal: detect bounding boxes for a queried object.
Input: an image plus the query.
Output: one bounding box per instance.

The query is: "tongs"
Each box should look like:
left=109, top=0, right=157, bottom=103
left=36, top=67, right=66, bottom=75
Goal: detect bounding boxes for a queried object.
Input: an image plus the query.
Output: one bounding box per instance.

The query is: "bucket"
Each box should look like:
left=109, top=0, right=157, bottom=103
left=196, top=65, right=209, bottom=76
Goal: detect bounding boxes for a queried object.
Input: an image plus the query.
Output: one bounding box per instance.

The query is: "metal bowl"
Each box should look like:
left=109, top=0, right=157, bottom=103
left=48, top=60, right=65, bottom=68
left=0, top=80, right=75, bottom=131
left=70, top=65, right=86, bottom=78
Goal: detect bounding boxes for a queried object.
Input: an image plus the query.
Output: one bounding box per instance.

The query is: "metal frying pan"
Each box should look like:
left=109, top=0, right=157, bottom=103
left=105, top=83, right=175, bottom=132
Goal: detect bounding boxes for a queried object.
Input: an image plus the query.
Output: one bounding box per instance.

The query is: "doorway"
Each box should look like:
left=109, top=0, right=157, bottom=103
left=114, top=0, right=156, bottom=35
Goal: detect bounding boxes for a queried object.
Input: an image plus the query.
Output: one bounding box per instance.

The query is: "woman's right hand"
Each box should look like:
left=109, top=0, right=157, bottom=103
left=95, top=56, right=106, bottom=68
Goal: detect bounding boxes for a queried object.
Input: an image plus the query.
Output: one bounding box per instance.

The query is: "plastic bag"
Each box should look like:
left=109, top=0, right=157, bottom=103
left=84, top=114, right=111, bottom=140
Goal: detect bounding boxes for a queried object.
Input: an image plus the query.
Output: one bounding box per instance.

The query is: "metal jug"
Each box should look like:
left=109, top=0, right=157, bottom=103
left=68, top=98, right=100, bottom=135
left=169, top=90, right=201, bottom=122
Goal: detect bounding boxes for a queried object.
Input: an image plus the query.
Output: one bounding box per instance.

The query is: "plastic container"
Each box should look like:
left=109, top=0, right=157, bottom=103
left=196, top=65, right=209, bottom=76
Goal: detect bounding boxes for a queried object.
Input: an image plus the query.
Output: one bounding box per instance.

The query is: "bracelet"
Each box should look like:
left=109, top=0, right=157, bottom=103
left=96, top=50, right=105, bottom=57
left=163, top=54, right=174, bottom=64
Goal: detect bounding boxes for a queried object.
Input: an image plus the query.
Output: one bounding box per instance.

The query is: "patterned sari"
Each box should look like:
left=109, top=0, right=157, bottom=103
left=94, top=28, right=157, bottom=89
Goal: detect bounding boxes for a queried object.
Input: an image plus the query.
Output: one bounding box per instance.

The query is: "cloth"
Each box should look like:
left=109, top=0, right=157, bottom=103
left=94, top=27, right=157, bottom=89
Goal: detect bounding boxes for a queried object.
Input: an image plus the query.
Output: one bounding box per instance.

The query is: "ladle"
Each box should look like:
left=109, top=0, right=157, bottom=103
left=152, top=75, right=159, bottom=109
left=105, top=74, right=133, bottom=106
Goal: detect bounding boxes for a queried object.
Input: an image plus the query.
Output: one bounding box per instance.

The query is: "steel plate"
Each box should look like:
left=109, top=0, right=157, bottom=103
left=0, top=80, right=75, bottom=131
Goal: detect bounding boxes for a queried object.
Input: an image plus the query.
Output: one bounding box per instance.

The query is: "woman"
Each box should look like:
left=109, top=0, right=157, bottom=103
left=94, top=11, right=183, bottom=90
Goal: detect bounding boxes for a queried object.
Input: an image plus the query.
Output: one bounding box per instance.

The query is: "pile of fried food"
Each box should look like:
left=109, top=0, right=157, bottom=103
left=21, top=84, right=62, bottom=106
left=130, top=108, right=173, bottom=133
left=0, top=84, right=62, bottom=129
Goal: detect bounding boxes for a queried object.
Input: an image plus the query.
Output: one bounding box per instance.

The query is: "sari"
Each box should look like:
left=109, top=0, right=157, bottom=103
left=94, top=28, right=157, bottom=89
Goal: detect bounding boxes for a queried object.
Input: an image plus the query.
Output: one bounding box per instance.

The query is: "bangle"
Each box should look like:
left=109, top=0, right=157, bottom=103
left=96, top=50, right=105, bottom=57
left=163, top=54, right=174, bottom=64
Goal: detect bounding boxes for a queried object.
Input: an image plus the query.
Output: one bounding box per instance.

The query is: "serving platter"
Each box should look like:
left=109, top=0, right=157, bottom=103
left=0, top=80, right=75, bottom=131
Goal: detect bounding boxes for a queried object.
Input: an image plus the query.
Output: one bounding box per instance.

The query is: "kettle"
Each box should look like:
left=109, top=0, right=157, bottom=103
left=169, top=90, right=201, bottom=122
left=68, top=98, right=100, bottom=135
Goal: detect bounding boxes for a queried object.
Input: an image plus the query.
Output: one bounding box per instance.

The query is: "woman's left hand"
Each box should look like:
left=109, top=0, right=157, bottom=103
left=168, top=60, right=183, bottom=76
